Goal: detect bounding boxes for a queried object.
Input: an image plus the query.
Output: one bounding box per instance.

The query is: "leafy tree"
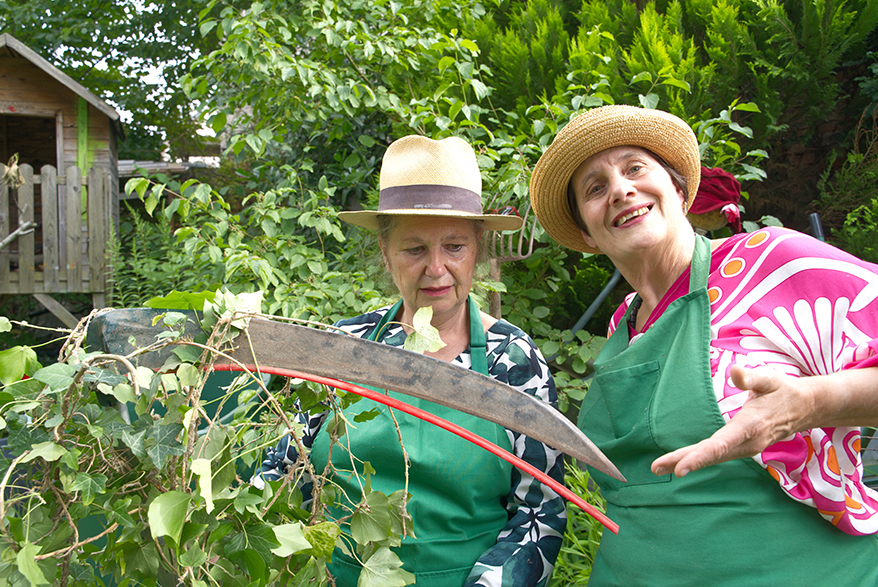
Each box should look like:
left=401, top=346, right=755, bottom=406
left=0, top=0, right=248, bottom=160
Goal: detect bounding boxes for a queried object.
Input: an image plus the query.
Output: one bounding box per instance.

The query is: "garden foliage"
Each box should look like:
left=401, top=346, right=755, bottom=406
left=1, top=0, right=877, bottom=585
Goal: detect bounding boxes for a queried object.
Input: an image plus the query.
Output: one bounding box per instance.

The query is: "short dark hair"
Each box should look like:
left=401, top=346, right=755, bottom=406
left=566, top=148, right=688, bottom=235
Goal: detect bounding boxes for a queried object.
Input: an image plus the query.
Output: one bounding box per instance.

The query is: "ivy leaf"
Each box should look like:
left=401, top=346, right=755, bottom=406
left=147, top=423, right=185, bottom=469
left=0, top=317, right=10, bottom=332
left=21, top=441, right=67, bottom=464
left=148, top=491, right=191, bottom=546
left=358, top=546, right=415, bottom=587
left=302, top=521, right=341, bottom=559
left=108, top=382, right=136, bottom=404
left=387, top=490, right=416, bottom=539
left=121, top=427, right=150, bottom=459
left=69, top=472, right=107, bottom=506
left=351, top=491, right=393, bottom=544
left=226, top=523, right=279, bottom=570
left=233, top=487, right=264, bottom=514
left=82, top=368, right=127, bottom=387
left=17, top=542, right=49, bottom=586
left=33, top=363, right=78, bottom=392
left=353, top=407, right=381, bottom=423
left=191, top=458, right=214, bottom=513
left=177, top=363, right=201, bottom=388
left=0, top=346, right=40, bottom=385
left=402, top=306, right=445, bottom=354
left=179, top=543, right=208, bottom=567
left=271, top=523, right=311, bottom=557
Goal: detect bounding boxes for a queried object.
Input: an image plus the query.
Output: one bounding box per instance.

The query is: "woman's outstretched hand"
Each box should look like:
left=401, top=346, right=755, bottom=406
left=651, top=363, right=878, bottom=477
left=651, top=364, right=814, bottom=477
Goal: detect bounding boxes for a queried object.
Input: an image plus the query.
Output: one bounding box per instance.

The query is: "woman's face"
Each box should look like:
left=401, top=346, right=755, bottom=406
left=381, top=216, right=480, bottom=325
left=569, top=146, right=687, bottom=261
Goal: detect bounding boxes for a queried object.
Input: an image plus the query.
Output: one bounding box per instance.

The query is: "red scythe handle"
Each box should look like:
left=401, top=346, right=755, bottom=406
left=213, top=363, right=619, bottom=534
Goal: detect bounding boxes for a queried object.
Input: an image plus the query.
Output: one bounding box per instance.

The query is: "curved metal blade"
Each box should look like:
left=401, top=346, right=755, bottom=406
left=217, top=318, right=625, bottom=482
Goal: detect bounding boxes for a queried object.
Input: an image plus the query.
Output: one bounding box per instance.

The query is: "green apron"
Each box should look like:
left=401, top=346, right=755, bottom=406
left=578, top=235, right=878, bottom=586
left=311, top=297, right=513, bottom=587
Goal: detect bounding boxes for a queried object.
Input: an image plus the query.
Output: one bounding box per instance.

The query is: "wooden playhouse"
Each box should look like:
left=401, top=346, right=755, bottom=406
left=0, top=32, right=122, bottom=327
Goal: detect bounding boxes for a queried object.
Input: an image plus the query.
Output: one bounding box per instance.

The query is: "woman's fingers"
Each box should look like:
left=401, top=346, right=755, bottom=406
left=652, top=365, right=805, bottom=477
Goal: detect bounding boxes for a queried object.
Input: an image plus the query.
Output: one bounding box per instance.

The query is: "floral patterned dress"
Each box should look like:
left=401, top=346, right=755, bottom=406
left=611, top=227, right=878, bottom=535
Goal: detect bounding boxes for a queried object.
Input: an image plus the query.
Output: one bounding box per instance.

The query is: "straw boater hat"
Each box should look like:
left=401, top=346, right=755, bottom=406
left=530, top=105, right=701, bottom=253
left=338, top=135, right=523, bottom=232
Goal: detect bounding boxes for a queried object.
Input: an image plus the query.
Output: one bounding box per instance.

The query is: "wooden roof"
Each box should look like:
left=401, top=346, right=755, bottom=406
left=0, top=33, right=123, bottom=133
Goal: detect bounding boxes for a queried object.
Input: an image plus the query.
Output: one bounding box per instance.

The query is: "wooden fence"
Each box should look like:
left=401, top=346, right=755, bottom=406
left=0, top=163, right=111, bottom=299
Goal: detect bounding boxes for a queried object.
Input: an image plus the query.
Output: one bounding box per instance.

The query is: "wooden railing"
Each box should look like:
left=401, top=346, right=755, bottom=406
left=0, top=163, right=111, bottom=296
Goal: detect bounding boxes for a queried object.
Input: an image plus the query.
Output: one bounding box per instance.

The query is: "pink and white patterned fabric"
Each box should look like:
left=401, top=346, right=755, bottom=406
left=609, top=227, right=878, bottom=535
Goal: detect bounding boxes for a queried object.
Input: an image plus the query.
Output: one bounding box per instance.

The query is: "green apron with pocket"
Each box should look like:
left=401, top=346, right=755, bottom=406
left=578, top=234, right=878, bottom=586
left=310, top=297, right=512, bottom=586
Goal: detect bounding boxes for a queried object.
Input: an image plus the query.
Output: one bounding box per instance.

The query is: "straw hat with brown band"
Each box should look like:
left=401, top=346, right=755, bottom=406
left=339, top=135, right=524, bottom=232
left=529, top=105, right=701, bottom=253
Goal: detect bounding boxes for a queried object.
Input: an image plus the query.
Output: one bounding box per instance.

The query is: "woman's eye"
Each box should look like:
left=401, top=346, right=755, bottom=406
left=406, top=246, right=424, bottom=254
left=628, top=164, right=643, bottom=174
left=446, top=244, right=464, bottom=252
left=585, top=183, right=603, bottom=198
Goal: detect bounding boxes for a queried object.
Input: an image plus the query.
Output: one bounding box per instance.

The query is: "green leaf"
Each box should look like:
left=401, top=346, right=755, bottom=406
left=0, top=317, right=11, bottom=332
left=403, top=306, right=445, bottom=354
left=353, top=407, right=381, bottom=423
left=728, top=121, right=753, bottom=138
left=69, top=472, right=107, bottom=505
left=303, top=522, right=341, bottom=558
left=630, top=71, right=652, bottom=84
left=271, top=523, right=311, bottom=557
left=17, top=542, right=49, bottom=586
left=143, top=290, right=216, bottom=311
left=121, top=427, right=150, bottom=458
left=108, top=382, right=136, bottom=404
left=177, top=363, right=201, bottom=388
left=638, top=93, right=659, bottom=109
left=33, top=363, right=78, bottom=392
left=226, top=523, right=279, bottom=569
left=83, top=368, right=127, bottom=387
left=387, top=490, right=415, bottom=539
left=358, top=546, right=415, bottom=587
left=661, top=77, right=691, bottom=91
left=0, top=346, right=40, bottom=385
left=148, top=491, right=191, bottom=545
left=21, top=441, right=67, bottom=463
left=148, top=423, right=185, bottom=469
left=192, top=458, right=214, bottom=513
left=437, top=56, right=455, bottom=73
left=351, top=491, right=393, bottom=543
left=179, top=543, right=208, bottom=567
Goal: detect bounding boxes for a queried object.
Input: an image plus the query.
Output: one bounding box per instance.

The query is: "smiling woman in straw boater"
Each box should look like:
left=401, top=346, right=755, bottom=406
left=257, top=135, right=566, bottom=587
left=530, top=104, right=878, bottom=585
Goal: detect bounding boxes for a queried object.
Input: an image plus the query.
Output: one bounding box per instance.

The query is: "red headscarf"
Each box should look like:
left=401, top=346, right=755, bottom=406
left=689, top=166, right=743, bottom=233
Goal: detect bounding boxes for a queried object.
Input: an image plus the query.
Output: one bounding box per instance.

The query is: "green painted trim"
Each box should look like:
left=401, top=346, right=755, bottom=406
left=77, top=98, right=88, bottom=170
left=77, top=97, right=88, bottom=217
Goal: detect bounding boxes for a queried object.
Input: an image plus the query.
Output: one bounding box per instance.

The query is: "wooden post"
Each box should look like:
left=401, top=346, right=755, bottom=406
left=18, top=164, right=35, bottom=293
left=0, top=164, right=8, bottom=293
left=33, top=293, right=79, bottom=329
left=41, top=165, right=58, bottom=292
left=489, top=258, right=502, bottom=319
left=66, top=165, right=82, bottom=290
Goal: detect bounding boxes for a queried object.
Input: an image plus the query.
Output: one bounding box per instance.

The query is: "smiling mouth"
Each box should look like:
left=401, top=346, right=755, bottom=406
left=614, top=205, right=651, bottom=227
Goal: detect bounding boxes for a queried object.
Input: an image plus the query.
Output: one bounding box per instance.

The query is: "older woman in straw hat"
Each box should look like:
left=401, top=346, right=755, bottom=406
left=530, top=104, right=878, bottom=585
left=258, top=135, right=566, bottom=587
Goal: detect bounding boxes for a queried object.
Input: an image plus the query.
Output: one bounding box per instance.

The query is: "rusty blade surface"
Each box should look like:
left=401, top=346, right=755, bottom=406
left=216, top=318, right=624, bottom=481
